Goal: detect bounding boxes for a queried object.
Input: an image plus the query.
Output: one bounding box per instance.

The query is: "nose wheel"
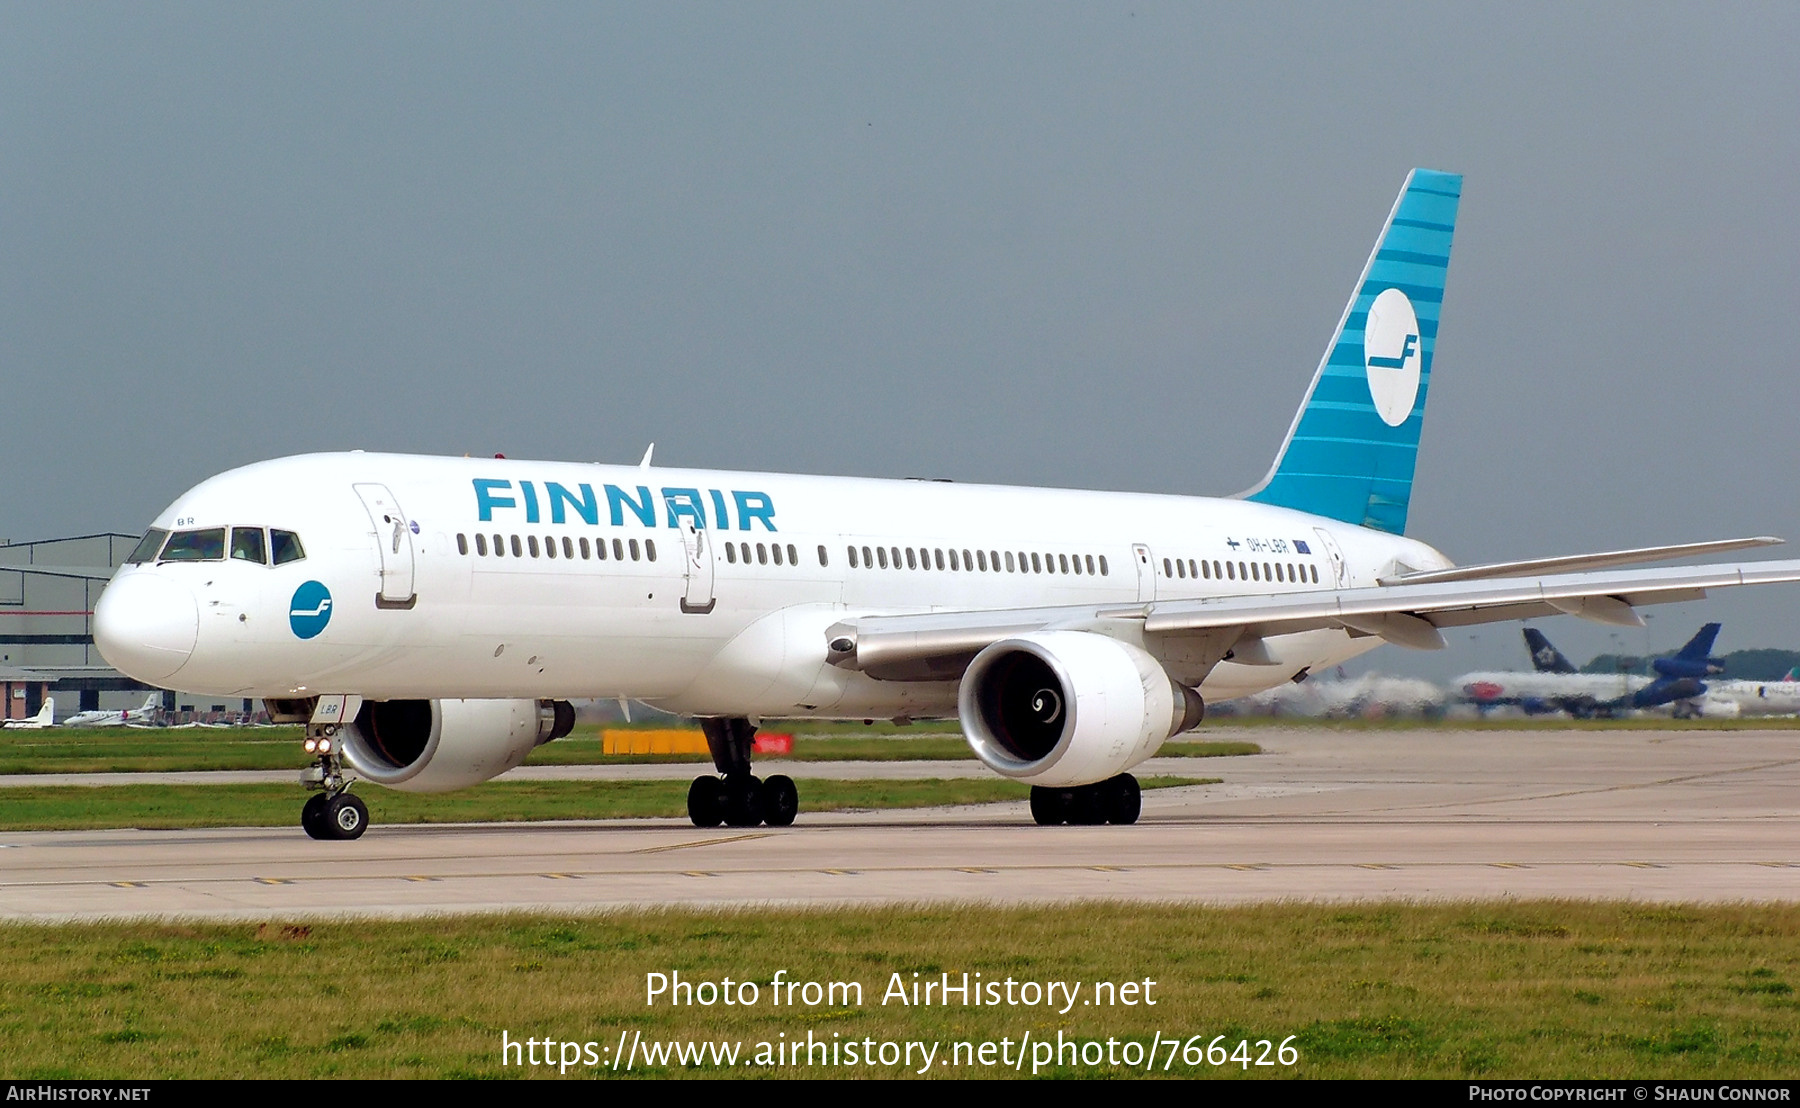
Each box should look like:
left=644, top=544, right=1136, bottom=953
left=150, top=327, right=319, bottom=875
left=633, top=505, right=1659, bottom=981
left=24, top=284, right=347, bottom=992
left=300, top=726, right=369, bottom=840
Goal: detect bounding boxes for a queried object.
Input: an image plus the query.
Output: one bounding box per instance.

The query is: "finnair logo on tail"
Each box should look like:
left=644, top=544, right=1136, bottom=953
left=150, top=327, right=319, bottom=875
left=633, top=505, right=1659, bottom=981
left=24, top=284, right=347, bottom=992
left=289, top=581, right=334, bottom=640
left=1363, top=287, right=1422, bottom=427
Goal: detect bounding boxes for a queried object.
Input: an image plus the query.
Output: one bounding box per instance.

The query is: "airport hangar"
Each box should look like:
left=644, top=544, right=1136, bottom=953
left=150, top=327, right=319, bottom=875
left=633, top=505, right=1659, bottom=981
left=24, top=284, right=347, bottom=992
left=0, top=531, right=253, bottom=722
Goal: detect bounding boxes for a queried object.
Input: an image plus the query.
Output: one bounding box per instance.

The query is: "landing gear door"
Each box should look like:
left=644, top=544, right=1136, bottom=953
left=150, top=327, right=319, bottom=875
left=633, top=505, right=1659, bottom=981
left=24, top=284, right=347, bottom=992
left=679, top=517, right=716, bottom=614
left=353, top=483, right=418, bottom=610
left=1132, top=543, right=1157, bottom=603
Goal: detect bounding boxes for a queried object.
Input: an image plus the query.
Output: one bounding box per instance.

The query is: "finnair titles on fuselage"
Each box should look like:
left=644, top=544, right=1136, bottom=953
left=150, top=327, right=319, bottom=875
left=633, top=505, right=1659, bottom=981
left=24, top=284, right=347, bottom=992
left=94, top=170, right=1800, bottom=840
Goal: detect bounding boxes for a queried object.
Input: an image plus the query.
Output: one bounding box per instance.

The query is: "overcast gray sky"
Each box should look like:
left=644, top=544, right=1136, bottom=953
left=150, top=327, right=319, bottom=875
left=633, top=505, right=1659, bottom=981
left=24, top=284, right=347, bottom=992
left=4, top=3, right=1797, bottom=679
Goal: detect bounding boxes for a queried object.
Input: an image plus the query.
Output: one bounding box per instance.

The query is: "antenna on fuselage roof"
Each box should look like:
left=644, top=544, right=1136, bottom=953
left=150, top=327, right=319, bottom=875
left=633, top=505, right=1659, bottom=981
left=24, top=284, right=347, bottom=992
left=638, top=443, right=654, bottom=469
left=618, top=698, right=632, bottom=723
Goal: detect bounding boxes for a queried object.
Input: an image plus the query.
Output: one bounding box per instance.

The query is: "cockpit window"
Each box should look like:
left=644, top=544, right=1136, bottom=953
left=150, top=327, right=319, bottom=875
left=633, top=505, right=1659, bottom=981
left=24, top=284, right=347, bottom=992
left=159, top=528, right=226, bottom=562
left=271, top=530, right=306, bottom=565
left=126, top=529, right=169, bottom=565
left=230, top=527, right=267, bottom=565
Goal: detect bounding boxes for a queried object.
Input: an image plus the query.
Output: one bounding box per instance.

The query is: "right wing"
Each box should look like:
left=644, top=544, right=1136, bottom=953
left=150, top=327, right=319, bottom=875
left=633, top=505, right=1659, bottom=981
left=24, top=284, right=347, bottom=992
left=828, top=558, right=1800, bottom=680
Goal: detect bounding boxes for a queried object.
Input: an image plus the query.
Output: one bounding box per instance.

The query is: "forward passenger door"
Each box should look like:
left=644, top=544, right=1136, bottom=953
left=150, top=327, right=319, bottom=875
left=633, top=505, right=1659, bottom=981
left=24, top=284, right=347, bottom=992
left=353, top=483, right=417, bottom=610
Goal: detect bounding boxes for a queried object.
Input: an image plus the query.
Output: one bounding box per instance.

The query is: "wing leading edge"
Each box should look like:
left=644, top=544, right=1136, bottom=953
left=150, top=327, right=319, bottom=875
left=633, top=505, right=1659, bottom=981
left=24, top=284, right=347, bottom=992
left=827, top=558, right=1800, bottom=679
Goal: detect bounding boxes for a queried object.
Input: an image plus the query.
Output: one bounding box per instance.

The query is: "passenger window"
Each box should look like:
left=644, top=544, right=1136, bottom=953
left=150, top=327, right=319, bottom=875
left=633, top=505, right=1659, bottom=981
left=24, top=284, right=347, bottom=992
left=935, top=549, right=945, bottom=570
left=1098, top=555, right=1109, bottom=576
left=563, top=537, right=574, bottom=559
left=905, top=548, right=916, bottom=570
left=580, top=538, right=590, bottom=560
left=817, top=545, right=827, bottom=567
left=529, top=536, right=541, bottom=558
left=629, top=539, right=641, bottom=561
left=645, top=539, right=656, bottom=562
left=757, top=543, right=768, bottom=565
left=726, top=543, right=738, bottom=564
left=877, top=547, right=889, bottom=569
left=127, top=529, right=169, bottom=564
left=788, top=544, right=799, bottom=565
left=848, top=546, right=858, bottom=568
left=891, top=546, right=901, bottom=568
left=863, top=546, right=874, bottom=568
left=1226, top=562, right=1235, bottom=580
left=476, top=534, right=489, bottom=556
left=1263, top=562, right=1271, bottom=581
left=161, top=528, right=227, bottom=562
left=771, top=543, right=782, bottom=566
left=948, top=549, right=960, bottom=571
left=231, top=527, right=267, bottom=564
left=456, top=533, right=468, bottom=556
left=963, top=549, right=974, bottom=570
left=612, top=538, right=624, bottom=560
left=1311, top=564, right=1320, bottom=584
left=594, top=537, right=607, bottom=560
left=1005, top=552, right=1015, bottom=572
left=544, top=536, right=556, bottom=559
left=977, top=550, right=989, bottom=571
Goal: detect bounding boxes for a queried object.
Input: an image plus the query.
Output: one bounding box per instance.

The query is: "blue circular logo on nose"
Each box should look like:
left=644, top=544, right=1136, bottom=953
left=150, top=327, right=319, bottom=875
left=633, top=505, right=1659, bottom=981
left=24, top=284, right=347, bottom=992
left=289, top=581, right=333, bottom=639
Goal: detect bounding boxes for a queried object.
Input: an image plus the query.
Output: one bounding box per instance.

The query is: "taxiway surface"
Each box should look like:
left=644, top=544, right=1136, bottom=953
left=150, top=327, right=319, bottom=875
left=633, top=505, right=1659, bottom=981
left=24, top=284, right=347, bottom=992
left=3, top=728, right=1798, bottom=921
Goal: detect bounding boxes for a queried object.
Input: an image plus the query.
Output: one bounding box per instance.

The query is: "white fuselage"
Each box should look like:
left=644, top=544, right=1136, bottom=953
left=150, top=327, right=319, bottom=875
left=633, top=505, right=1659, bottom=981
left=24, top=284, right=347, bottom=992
left=1697, top=679, right=1800, bottom=718
left=94, top=451, right=1453, bottom=718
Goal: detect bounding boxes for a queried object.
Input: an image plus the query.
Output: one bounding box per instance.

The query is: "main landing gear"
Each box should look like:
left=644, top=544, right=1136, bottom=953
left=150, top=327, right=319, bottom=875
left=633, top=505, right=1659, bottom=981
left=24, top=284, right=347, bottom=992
left=299, top=725, right=368, bottom=840
left=686, top=717, right=799, bottom=828
left=1029, top=774, right=1142, bottom=826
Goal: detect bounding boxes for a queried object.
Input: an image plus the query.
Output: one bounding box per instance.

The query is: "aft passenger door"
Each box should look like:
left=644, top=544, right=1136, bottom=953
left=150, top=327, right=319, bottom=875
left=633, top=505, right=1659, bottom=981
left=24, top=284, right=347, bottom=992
left=679, top=517, right=717, bottom=614
left=1313, top=527, right=1348, bottom=588
left=353, top=483, right=418, bottom=610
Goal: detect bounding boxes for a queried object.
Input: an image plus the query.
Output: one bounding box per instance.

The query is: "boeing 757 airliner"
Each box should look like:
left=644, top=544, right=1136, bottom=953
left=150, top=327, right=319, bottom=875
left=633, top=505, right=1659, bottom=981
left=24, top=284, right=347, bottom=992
left=91, top=169, right=1800, bottom=839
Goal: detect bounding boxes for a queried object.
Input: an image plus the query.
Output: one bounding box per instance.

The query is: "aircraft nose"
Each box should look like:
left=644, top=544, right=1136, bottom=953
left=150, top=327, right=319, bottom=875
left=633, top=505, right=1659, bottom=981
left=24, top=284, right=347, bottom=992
left=94, top=572, right=199, bottom=683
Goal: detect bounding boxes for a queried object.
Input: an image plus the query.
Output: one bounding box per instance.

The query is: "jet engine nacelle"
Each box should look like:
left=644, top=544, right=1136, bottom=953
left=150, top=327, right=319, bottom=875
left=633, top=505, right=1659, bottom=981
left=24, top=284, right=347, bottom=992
left=957, top=630, right=1204, bottom=787
left=341, top=698, right=575, bottom=793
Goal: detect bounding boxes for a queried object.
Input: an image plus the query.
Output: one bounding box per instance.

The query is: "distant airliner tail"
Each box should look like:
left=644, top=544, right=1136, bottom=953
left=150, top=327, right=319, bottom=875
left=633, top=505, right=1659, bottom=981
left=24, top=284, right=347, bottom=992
left=1240, top=168, right=1462, bottom=534
left=1523, top=627, right=1578, bottom=674
left=1675, top=622, right=1722, bottom=662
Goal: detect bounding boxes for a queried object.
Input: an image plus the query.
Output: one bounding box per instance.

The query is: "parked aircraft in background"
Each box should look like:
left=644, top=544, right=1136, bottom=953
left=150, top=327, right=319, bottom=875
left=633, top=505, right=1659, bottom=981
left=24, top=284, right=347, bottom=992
left=1689, top=671, right=1800, bottom=718
left=63, top=693, right=162, bottom=728
left=1459, top=625, right=1722, bottom=717
left=91, top=169, right=1800, bottom=841
left=1, top=698, right=55, bottom=730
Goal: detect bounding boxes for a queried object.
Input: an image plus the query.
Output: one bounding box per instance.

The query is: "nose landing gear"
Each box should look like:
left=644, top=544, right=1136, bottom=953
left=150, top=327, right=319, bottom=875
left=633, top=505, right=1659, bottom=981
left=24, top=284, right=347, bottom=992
left=685, top=718, right=799, bottom=828
left=299, top=725, right=368, bottom=840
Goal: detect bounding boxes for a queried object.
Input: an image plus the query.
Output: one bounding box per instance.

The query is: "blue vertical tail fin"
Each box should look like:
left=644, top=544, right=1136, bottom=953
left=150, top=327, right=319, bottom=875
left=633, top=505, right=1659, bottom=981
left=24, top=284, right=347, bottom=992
left=1240, top=169, right=1462, bottom=534
left=1523, top=628, right=1578, bottom=674
left=1676, top=622, right=1722, bottom=662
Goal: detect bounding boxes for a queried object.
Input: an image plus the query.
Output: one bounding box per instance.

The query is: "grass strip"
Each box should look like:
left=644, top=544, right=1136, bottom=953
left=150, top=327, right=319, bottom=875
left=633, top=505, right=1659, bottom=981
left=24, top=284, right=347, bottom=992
left=0, top=777, right=1215, bottom=831
left=0, top=725, right=1257, bottom=774
left=1, top=902, right=1797, bottom=1079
